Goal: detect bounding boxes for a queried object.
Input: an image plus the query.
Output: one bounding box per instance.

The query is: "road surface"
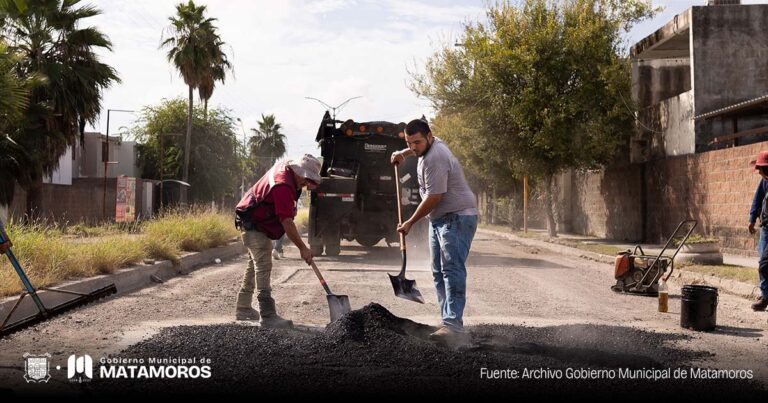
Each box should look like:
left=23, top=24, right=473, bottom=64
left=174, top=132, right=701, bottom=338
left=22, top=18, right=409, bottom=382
left=0, top=230, right=765, bottom=396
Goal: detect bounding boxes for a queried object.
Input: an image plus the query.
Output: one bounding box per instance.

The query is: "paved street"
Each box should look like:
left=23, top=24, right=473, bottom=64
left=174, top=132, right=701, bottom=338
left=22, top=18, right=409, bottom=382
left=1, top=230, right=766, bottom=396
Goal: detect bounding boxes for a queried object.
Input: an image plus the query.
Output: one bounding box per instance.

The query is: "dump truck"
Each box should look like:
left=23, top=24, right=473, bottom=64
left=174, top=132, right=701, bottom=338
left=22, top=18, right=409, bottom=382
left=309, top=111, right=421, bottom=256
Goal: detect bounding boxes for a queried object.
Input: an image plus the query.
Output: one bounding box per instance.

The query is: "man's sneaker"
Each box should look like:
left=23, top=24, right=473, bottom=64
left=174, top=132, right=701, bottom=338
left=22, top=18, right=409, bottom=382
left=271, top=249, right=280, bottom=260
left=278, top=250, right=285, bottom=259
left=752, top=297, right=768, bottom=311
left=235, top=307, right=260, bottom=321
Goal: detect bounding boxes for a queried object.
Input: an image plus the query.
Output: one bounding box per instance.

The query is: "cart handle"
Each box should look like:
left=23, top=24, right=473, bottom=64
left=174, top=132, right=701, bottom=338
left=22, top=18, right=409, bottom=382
left=649, top=220, right=697, bottom=282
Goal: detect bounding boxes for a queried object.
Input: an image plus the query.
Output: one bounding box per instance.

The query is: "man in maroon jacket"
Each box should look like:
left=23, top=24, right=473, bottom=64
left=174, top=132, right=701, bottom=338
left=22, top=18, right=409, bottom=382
left=234, top=154, right=322, bottom=328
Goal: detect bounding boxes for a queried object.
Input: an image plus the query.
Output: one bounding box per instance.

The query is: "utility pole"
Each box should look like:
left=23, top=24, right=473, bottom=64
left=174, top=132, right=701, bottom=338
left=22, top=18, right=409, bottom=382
left=304, top=96, right=362, bottom=121
left=101, top=138, right=119, bottom=220
left=103, top=109, right=136, bottom=220
left=106, top=109, right=136, bottom=141
left=158, top=133, right=183, bottom=210
left=236, top=118, right=248, bottom=196
left=523, top=176, right=528, bottom=233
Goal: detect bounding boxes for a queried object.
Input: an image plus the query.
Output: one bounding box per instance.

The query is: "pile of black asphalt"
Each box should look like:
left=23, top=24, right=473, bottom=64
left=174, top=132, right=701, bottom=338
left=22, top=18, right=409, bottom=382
left=88, top=303, right=765, bottom=398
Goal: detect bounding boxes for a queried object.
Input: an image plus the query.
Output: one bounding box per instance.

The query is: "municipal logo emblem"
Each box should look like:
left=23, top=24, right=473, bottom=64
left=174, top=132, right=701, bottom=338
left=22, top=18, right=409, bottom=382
left=23, top=353, right=51, bottom=383
left=68, top=354, right=93, bottom=382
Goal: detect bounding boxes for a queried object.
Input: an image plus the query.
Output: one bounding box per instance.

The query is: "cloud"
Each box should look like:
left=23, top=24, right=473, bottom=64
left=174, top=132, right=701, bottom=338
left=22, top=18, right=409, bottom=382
left=84, top=0, right=485, bottom=157
left=306, top=0, right=357, bottom=14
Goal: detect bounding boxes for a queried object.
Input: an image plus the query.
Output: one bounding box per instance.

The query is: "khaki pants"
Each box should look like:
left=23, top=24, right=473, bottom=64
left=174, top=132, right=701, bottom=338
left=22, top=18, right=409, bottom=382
left=236, top=230, right=273, bottom=308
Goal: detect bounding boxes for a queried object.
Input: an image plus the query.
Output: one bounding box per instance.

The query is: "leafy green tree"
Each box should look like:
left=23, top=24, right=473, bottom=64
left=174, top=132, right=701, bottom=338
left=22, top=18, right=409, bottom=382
left=161, top=0, right=230, bottom=203
left=133, top=98, right=240, bottom=203
left=413, top=0, right=655, bottom=236
left=1, top=0, right=119, bottom=217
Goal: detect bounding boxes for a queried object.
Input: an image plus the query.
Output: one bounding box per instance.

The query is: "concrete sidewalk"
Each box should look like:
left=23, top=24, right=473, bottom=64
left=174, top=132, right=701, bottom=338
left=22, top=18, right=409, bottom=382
left=479, top=227, right=763, bottom=301
left=498, top=227, right=759, bottom=268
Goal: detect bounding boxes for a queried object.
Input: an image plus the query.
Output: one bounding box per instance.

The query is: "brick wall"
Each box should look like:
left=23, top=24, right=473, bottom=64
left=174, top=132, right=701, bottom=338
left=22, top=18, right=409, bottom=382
left=568, top=142, right=767, bottom=256
left=9, top=177, right=147, bottom=224
left=644, top=143, right=764, bottom=256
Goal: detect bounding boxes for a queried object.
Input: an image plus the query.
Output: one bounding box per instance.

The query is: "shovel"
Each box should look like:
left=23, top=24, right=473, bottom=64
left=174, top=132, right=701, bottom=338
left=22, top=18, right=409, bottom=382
left=309, top=260, right=351, bottom=322
left=388, top=164, right=425, bottom=304
left=0, top=232, right=117, bottom=337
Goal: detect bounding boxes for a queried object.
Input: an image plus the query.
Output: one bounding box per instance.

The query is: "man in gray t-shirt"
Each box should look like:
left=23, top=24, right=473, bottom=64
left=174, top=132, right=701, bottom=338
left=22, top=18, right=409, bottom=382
left=391, top=118, right=478, bottom=344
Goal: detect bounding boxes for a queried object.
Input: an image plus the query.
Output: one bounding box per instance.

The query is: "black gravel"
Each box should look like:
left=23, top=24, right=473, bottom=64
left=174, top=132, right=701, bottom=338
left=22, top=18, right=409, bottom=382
left=86, top=303, right=765, bottom=398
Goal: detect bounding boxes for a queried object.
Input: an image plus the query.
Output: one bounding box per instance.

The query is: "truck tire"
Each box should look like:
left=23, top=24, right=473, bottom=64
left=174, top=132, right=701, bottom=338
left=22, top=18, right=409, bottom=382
left=311, top=245, right=324, bottom=256
left=356, top=235, right=381, bottom=248
left=324, top=243, right=341, bottom=256
left=322, top=224, right=341, bottom=256
left=409, top=220, right=429, bottom=245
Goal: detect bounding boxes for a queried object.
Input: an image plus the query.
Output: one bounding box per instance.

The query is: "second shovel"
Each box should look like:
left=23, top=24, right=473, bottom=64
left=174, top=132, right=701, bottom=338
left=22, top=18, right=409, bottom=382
left=388, top=164, right=425, bottom=304
left=309, top=260, right=352, bottom=322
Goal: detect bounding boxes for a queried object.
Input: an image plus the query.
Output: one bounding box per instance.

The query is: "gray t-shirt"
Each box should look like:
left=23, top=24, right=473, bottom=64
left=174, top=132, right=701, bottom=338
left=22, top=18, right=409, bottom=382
left=418, top=137, right=478, bottom=220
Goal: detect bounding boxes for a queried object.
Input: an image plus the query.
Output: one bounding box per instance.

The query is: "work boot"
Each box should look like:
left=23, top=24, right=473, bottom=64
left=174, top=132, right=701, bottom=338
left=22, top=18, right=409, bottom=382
left=235, top=307, right=260, bottom=321
left=429, top=326, right=469, bottom=346
left=752, top=297, right=768, bottom=311
left=260, top=313, right=293, bottom=329
left=257, top=291, right=293, bottom=329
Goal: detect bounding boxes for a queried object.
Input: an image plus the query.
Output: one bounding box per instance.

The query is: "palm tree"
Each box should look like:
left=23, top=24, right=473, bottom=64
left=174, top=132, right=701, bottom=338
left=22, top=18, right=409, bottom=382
left=0, top=42, right=28, bottom=133
left=1, top=0, right=120, bottom=217
left=0, top=40, right=36, bottom=206
left=161, top=0, right=229, bottom=203
left=198, top=34, right=231, bottom=120
left=249, top=114, right=287, bottom=175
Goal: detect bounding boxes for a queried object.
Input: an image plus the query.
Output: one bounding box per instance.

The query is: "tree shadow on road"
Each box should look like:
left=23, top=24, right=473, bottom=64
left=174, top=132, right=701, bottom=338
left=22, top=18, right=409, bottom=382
left=709, top=325, right=763, bottom=338
left=314, top=246, right=572, bottom=271
left=467, top=252, right=571, bottom=269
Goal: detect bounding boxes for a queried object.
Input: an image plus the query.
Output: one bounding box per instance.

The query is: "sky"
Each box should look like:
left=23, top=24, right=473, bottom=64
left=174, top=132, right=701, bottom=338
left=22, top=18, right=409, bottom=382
left=84, top=0, right=768, bottom=158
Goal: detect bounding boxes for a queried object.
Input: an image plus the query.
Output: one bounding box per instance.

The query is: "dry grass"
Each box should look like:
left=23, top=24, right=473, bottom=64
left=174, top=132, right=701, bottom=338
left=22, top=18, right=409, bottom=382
left=679, top=264, right=758, bottom=284
left=294, top=208, right=309, bottom=234
left=0, top=208, right=238, bottom=297
left=576, top=243, right=626, bottom=256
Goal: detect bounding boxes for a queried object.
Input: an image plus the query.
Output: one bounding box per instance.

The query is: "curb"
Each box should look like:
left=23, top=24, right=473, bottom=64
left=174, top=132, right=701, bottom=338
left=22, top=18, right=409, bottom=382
left=478, top=228, right=616, bottom=265
left=1, top=241, right=246, bottom=324
left=478, top=228, right=760, bottom=301
left=670, top=270, right=762, bottom=300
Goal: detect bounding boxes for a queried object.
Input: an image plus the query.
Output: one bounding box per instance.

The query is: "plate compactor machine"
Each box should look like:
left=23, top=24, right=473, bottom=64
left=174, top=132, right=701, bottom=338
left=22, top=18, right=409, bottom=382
left=611, top=220, right=697, bottom=296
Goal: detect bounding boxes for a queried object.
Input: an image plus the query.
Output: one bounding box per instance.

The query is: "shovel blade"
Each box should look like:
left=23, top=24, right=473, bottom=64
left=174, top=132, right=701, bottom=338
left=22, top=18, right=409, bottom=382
left=388, top=274, right=425, bottom=304
left=326, top=294, right=352, bottom=322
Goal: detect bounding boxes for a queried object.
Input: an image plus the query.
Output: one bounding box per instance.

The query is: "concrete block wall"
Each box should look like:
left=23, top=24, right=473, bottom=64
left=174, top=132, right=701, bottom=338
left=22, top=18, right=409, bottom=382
left=568, top=164, right=643, bottom=242
left=692, top=5, right=768, bottom=149
left=567, top=142, right=767, bottom=256
left=9, top=177, right=147, bottom=224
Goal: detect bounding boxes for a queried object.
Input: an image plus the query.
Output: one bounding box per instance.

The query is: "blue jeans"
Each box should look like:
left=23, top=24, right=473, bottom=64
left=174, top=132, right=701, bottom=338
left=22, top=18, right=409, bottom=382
left=758, top=228, right=768, bottom=298
left=273, top=235, right=284, bottom=253
left=428, top=213, right=477, bottom=331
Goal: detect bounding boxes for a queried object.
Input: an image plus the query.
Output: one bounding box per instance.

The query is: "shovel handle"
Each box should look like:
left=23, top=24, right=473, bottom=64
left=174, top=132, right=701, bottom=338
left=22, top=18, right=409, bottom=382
left=0, top=233, right=47, bottom=314
left=394, top=164, right=406, bottom=252
left=309, top=261, right=334, bottom=296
